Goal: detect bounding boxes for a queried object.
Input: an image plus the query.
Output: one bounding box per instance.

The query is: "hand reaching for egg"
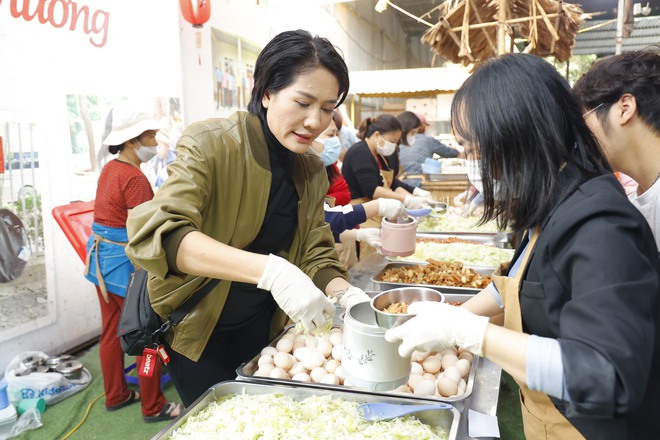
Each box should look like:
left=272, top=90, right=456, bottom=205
left=384, top=301, right=489, bottom=358
left=258, top=254, right=335, bottom=332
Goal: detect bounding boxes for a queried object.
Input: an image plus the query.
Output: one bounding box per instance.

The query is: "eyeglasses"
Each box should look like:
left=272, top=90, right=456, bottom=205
left=582, top=103, right=604, bottom=118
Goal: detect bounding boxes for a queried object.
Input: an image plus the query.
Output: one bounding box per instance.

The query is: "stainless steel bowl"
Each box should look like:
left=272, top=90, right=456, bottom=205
left=370, top=287, right=445, bottom=330
left=428, top=201, right=447, bottom=214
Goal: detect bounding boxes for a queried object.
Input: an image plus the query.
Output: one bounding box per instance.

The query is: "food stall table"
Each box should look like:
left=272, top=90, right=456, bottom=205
left=349, top=252, right=502, bottom=440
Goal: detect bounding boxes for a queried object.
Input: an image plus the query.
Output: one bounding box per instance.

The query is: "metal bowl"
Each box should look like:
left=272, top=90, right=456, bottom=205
left=370, top=287, right=445, bottom=330
left=428, top=201, right=447, bottom=214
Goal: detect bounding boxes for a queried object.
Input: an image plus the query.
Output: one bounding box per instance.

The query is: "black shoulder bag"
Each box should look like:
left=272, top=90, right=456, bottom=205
left=118, top=269, right=219, bottom=356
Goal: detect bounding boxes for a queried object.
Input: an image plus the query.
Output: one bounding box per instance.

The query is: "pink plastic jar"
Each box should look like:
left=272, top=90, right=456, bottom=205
left=380, top=216, right=417, bottom=257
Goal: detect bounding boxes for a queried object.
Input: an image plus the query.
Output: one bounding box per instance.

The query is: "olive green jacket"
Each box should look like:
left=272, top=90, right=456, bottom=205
left=125, top=112, right=347, bottom=361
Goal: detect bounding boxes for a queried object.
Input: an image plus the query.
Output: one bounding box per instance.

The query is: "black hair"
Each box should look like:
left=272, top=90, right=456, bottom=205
left=108, top=144, right=124, bottom=155
left=396, top=111, right=422, bottom=145
left=357, top=114, right=402, bottom=140
left=247, top=30, right=350, bottom=124
left=332, top=110, right=343, bottom=131
left=573, top=48, right=660, bottom=136
left=451, top=53, right=609, bottom=231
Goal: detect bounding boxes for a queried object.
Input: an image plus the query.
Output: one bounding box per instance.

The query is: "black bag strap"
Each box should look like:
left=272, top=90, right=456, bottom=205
left=168, top=278, right=220, bottom=325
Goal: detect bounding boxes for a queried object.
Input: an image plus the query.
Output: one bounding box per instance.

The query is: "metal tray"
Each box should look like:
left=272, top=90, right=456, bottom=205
left=424, top=173, right=468, bottom=182
left=417, top=232, right=499, bottom=245
left=153, top=380, right=460, bottom=440
left=236, top=322, right=480, bottom=405
left=372, top=262, right=490, bottom=295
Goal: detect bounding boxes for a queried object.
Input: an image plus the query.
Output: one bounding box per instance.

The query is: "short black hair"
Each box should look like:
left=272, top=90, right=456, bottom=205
left=396, top=111, right=422, bottom=145
left=451, top=53, right=609, bottom=231
left=247, top=30, right=349, bottom=123
left=573, top=48, right=660, bottom=136
left=356, top=114, right=402, bottom=140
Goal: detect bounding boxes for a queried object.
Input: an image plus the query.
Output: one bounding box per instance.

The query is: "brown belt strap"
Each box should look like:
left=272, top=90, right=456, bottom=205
left=84, top=233, right=127, bottom=303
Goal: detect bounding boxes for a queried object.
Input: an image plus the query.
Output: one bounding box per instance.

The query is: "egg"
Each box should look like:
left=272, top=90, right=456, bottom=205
left=455, top=358, right=471, bottom=377
left=441, top=354, right=459, bottom=370
left=394, top=384, right=412, bottom=393
left=276, top=338, right=294, bottom=353
left=329, top=331, right=343, bottom=346
left=436, top=376, right=459, bottom=397
left=414, top=379, right=437, bottom=395
left=443, top=365, right=462, bottom=384
left=257, top=354, right=274, bottom=368
left=288, top=362, right=307, bottom=376
left=302, top=351, right=326, bottom=370
left=411, top=350, right=430, bottom=362
left=458, top=352, right=474, bottom=363
left=422, top=356, right=442, bottom=374
left=439, top=348, right=457, bottom=357
left=324, top=359, right=341, bottom=374
left=293, top=342, right=306, bottom=351
left=291, top=372, right=311, bottom=382
left=254, top=363, right=274, bottom=377
left=293, top=347, right=312, bottom=362
left=269, top=367, right=289, bottom=379
left=331, top=343, right=343, bottom=361
left=410, top=362, right=424, bottom=375
left=273, top=352, right=294, bottom=370
left=458, top=378, right=467, bottom=394
left=320, top=374, right=340, bottom=385
left=310, top=367, right=328, bottom=383
left=317, top=340, right=333, bottom=358
left=407, top=373, right=424, bottom=390
left=423, top=373, right=436, bottom=382
left=334, top=366, right=345, bottom=383
left=281, top=332, right=296, bottom=341
left=261, top=346, right=278, bottom=356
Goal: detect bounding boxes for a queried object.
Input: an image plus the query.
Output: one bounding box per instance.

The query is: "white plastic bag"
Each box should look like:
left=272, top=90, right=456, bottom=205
left=4, top=351, right=91, bottom=405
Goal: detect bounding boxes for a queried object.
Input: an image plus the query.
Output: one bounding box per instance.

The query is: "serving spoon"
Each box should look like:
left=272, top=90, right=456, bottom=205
left=357, top=402, right=453, bottom=422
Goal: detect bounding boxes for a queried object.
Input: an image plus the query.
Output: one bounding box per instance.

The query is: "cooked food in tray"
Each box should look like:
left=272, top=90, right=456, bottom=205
left=383, top=302, right=409, bottom=314
left=392, top=241, right=514, bottom=268
left=379, top=260, right=492, bottom=289
left=169, top=392, right=449, bottom=439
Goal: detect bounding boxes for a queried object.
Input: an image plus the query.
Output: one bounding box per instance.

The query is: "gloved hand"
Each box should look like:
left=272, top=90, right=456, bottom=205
left=337, top=286, right=371, bottom=310
left=378, top=198, right=406, bottom=220
left=356, top=228, right=382, bottom=252
left=403, top=194, right=429, bottom=209
left=258, top=254, right=335, bottom=332
left=412, top=187, right=433, bottom=202
left=384, top=301, right=489, bottom=357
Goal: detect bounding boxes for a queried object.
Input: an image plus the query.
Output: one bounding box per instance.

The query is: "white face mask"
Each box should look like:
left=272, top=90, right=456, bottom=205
left=406, top=134, right=416, bottom=146
left=135, top=141, right=157, bottom=163
left=376, top=135, right=397, bottom=156
left=321, top=136, right=342, bottom=166
left=466, top=159, right=505, bottom=200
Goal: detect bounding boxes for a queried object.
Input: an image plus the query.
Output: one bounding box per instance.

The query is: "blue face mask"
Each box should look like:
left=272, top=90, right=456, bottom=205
left=321, top=136, right=342, bottom=166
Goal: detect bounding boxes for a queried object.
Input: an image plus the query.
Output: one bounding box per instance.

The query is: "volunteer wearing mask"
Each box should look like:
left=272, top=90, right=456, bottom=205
left=311, top=119, right=406, bottom=267
left=386, top=54, right=660, bottom=439
left=84, top=108, right=181, bottom=422
left=341, top=114, right=428, bottom=255
left=125, top=30, right=371, bottom=407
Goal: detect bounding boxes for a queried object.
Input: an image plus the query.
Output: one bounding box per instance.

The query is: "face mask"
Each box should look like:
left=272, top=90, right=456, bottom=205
left=406, top=134, right=416, bottom=146
left=135, top=141, right=157, bottom=162
left=376, top=135, right=397, bottom=156
left=466, top=159, right=483, bottom=194
left=321, top=136, right=342, bottom=166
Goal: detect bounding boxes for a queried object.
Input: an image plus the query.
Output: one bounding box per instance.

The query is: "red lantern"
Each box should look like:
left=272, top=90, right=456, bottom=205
left=179, top=0, right=211, bottom=28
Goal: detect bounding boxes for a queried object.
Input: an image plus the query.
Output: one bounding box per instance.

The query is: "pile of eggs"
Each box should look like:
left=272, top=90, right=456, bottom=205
left=396, top=348, right=474, bottom=397
left=252, top=327, right=474, bottom=399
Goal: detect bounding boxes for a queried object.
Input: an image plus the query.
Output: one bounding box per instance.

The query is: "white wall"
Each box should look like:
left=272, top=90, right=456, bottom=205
left=0, top=0, right=182, bottom=371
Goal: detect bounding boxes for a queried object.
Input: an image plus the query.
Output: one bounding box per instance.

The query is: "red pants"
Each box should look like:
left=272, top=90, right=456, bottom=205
left=96, top=287, right=167, bottom=416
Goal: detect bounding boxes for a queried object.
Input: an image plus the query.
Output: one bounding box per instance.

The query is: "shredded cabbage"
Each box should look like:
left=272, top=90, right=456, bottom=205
left=417, top=213, right=501, bottom=233
left=394, top=242, right=514, bottom=268
left=294, top=311, right=333, bottom=349
left=169, top=392, right=448, bottom=440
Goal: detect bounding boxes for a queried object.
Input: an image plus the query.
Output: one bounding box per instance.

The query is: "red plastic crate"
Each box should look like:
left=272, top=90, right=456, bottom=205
left=52, top=200, right=95, bottom=264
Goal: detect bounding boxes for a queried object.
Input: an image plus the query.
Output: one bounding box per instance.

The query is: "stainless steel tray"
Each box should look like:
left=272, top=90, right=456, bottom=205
left=424, top=173, right=469, bottom=182
left=153, top=380, right=460, bottom=440
left=417, top=232, right=500, bottom=245
left=236, top=321, right=480, bottom=405
left=372, top=262, right=489, bottom=295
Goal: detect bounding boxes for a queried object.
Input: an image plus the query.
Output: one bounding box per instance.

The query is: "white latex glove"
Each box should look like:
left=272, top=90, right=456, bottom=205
left=378, top=198, right=406, bottom=220
left=337, top=286, right=371, bottom=310
left=356, top=228, right=382, bottom=252
left=384, top=301, right=489, bottom=357
left=453, top=190, right=468, bottom=206
left=403, top=194, right=429, bottom=209
left=257, top=254, right=335, bottom=332
left=413, top=187, right=431, bottom=199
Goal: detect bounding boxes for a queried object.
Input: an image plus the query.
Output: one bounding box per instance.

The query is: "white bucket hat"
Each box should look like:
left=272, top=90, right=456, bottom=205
left=103, top=108, right=164, bottom=146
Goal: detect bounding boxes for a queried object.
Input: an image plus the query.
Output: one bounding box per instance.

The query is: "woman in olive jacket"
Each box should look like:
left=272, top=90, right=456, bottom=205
left=125, top=30, right=370, bottom=406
